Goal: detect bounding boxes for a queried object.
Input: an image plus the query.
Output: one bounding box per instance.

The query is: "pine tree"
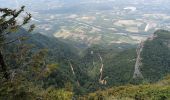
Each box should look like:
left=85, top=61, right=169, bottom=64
left=0, top=6, right=35, bottom=80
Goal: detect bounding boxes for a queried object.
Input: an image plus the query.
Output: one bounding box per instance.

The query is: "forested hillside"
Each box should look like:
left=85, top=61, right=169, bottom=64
left=0, top=6, right=74, bottom=99
left=1, top=6, right=170, bottom=100
left=141, top=30, right=170, bottom=82
left=78, top=30, right=170, bottom=100
left=78, top=75, right=170, bottom=100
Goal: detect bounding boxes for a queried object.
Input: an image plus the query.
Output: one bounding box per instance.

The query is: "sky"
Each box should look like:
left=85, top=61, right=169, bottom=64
left=0, top=0, right=170, bottom=11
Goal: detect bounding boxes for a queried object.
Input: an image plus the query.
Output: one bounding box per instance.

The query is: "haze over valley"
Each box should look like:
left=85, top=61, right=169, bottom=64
left=2, top=0, right=170, bottom=47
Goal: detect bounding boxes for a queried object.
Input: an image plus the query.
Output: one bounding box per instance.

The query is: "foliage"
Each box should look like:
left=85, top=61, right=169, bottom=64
left=43, top=88, right=73, bottom=100
left=0, top=6, right=73, bottom=100
left=1, top=6, right=170, bottom=100
left=78, top=75, right=170, bottom=100
left=141, top=30, right=170, bottom=82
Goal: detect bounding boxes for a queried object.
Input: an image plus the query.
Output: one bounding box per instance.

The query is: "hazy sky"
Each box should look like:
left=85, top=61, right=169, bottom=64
left=0, top=0, right=169, bottom=10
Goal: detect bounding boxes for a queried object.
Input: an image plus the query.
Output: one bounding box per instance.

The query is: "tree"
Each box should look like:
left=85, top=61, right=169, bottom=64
left=0, top=6, right=35, bottom=80
left=0, top=6, right=72, bottom=100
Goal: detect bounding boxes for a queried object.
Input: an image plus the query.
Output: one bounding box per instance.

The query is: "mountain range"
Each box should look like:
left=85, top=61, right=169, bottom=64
left=1, top=1, right=170, bottom=99
left=8, top=28, right=170, bottom=97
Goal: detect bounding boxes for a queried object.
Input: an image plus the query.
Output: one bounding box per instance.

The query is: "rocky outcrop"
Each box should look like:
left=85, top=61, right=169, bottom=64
left=133, top=41, right=144, bottom=79
left=69, top=61, right=80, bottom=86
left=133, top=33, right=157, bottom=79
left=98, top=54, right=107, bottom=85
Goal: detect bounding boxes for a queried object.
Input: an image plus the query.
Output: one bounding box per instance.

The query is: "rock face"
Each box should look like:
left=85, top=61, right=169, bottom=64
left=69, top=61, right=80, bottom=87
left=133, top=33, right=157, bottom=79
left=98, top=54, right=107, bottom=85
left=133, top=41, right=144, bottom=79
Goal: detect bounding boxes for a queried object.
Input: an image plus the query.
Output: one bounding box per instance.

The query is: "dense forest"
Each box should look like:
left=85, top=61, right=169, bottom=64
left=0, top=6, right=170, bottom=100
